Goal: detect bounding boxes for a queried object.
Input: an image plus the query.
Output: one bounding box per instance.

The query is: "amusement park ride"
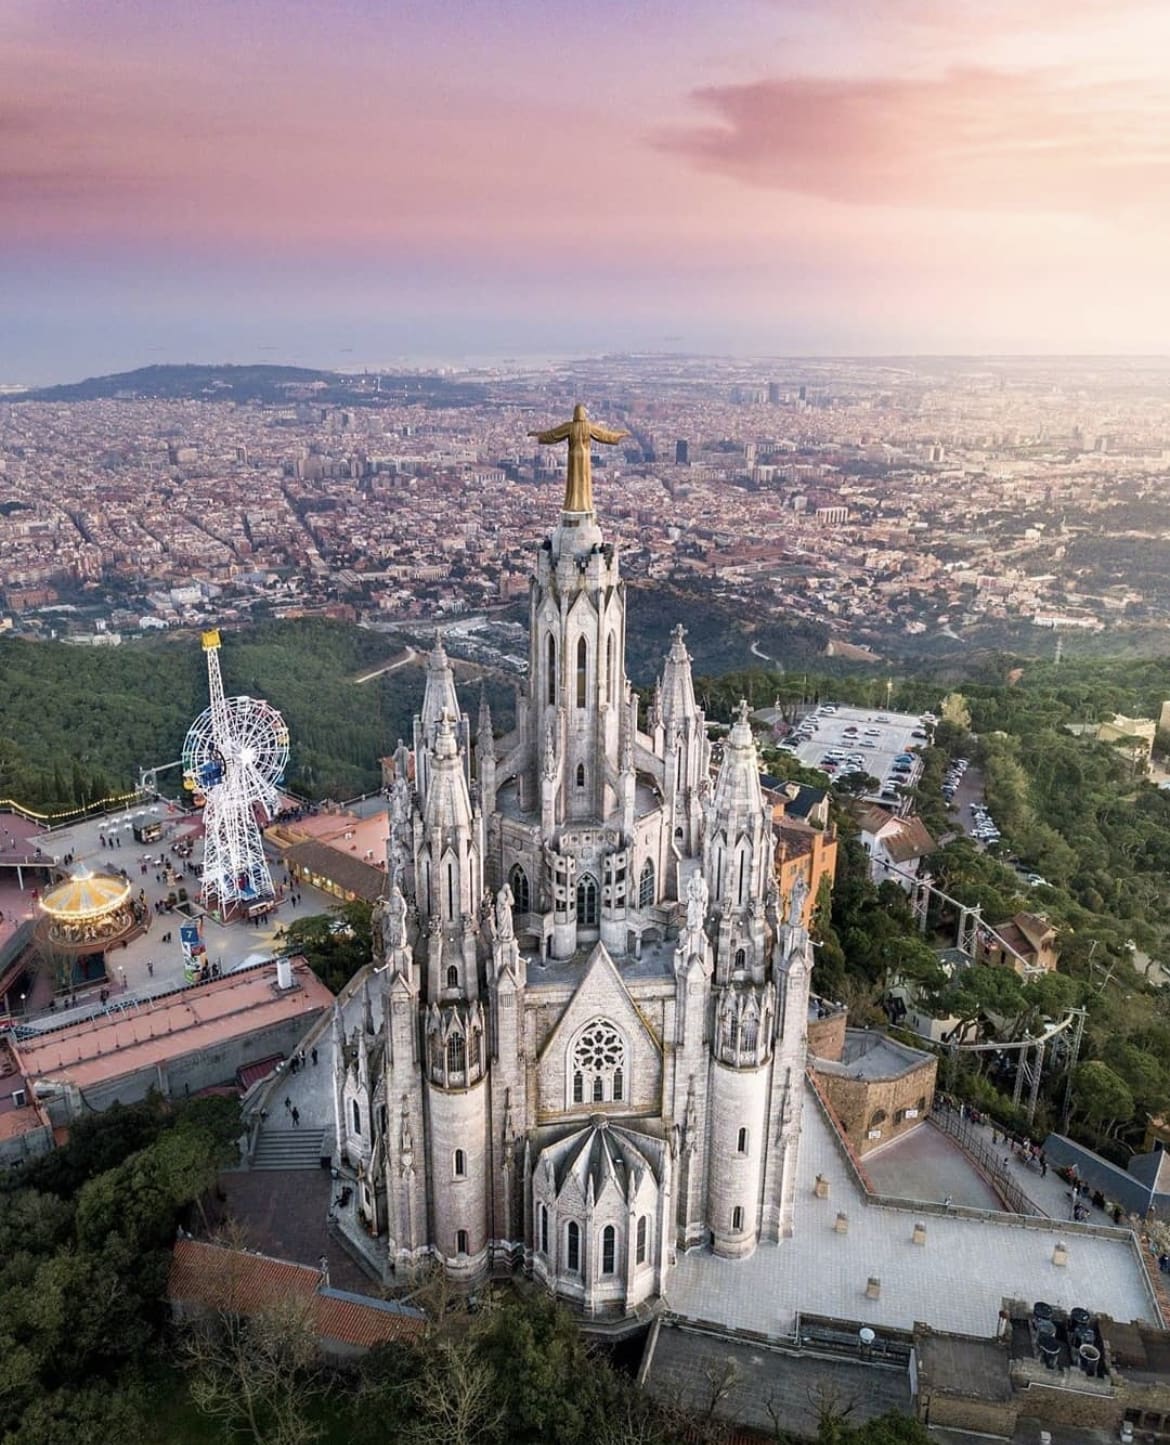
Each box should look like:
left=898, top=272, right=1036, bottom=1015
left=181, top=630, right=289, bottom=915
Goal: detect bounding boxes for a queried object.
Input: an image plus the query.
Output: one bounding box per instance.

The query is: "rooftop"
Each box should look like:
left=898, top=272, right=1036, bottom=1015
left=665, top=1089, right=1157, bottom=1340
left=16, top=959, right=334, bottom=1091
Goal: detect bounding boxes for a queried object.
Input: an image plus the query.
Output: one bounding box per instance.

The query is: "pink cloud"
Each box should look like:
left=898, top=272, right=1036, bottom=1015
left=662, top=66, right=1170, bottom=218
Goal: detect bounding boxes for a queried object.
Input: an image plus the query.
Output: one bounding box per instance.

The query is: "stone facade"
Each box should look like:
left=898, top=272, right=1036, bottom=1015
left=331, top=452, right=817, bottom=1316
left=809, top=1028, right=936, bottom=1158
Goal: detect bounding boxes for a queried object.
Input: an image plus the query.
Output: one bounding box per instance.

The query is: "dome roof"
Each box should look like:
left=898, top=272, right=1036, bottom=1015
left=546, top=1117, right=664, bottom=1204
left=40, top=866, right=132, bottom=922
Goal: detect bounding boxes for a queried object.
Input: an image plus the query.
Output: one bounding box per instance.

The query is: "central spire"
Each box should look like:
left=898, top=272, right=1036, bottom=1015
left=528, top=403, right=630, bottom=515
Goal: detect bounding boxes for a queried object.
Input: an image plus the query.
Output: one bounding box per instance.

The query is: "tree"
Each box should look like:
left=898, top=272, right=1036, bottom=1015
left=1072, top=1060, right=1134, bottom=1145
left=183, top=1292, right=327, bottom=1445
left=403, top=1338, right=505, bottom=1445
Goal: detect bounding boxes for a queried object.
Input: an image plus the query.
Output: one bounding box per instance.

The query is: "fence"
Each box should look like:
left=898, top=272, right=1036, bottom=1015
left=931, top=1106, right=1045, bottom=1217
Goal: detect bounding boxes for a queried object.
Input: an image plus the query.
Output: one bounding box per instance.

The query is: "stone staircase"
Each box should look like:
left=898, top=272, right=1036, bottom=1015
left=251, top=1126, right=328, bottom=1171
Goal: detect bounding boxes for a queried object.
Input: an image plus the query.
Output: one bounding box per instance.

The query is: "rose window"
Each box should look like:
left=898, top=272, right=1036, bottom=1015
left=571, top=1021, right=626, bottom=1105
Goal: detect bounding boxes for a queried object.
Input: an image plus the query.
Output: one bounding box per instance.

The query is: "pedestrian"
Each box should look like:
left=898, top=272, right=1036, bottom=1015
left=291, top=1106, right=300, bottom=1127
left=311, top=1045, right=318, bottom=1066
left=147, top=960, right=154, bottom=976
left=1041, top=1160, right=1048, bottom=1178
left=284, top=1096, right=292, bottom=1112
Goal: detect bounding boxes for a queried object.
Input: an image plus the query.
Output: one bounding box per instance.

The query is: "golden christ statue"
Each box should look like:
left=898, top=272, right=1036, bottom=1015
left=529, top=404, right=629, bottom=513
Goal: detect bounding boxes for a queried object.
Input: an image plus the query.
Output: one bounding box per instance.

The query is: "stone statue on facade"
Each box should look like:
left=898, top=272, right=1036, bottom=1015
left=495, top=881, right=515, bottom=940
left=528, top=404, right=629, bottom=513
left=787, top=875, right=809, bottom=929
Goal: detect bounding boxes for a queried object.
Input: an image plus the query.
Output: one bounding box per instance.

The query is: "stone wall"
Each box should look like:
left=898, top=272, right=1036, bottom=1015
left=811, top=1052, right=936, bottom=1158
left=807, top=1007, right=846, bottom=1062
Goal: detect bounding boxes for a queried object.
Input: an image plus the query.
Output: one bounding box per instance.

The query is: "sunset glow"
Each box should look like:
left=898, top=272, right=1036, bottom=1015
left=3, top=0, right=1169, bottom=378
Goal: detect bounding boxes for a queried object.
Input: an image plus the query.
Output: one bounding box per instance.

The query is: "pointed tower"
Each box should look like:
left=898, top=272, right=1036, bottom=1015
left=412, top=711, right=484, bottom=1002
left=658, top=625, right=709, bottom=859
left=704, top=701, right=771, bottom=981
left=415, top=634, right=470, bottom=807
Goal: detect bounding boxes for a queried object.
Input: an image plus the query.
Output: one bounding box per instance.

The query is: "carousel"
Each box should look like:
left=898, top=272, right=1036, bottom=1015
left=35, top=867, right=140, bottom=986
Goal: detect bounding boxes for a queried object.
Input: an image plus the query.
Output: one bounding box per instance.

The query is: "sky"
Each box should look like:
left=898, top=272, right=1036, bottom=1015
left=2, top=0, right=1170, bottom=381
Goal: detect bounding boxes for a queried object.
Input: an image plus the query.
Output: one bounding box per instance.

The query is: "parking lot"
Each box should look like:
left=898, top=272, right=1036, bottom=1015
left=783, top=704, right=935, bottom=808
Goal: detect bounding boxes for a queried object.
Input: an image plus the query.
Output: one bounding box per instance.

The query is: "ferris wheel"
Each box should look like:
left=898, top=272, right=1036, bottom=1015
left=183, top=629, right=289, bottom=912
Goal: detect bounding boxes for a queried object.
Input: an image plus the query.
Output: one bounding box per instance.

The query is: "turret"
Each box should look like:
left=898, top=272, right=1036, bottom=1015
left=476, top=689, right=496, bottom=820
left=415, top=635, right=470, bottom=804
left=704, top=701, right=770, bottom=980
left=413, top=711, right=484, bottom=1001
left=658, top=625, right=708, bottom=855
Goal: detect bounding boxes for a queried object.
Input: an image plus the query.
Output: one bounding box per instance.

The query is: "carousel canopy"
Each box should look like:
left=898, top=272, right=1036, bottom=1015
left=40, top=866, right=132, bottom=923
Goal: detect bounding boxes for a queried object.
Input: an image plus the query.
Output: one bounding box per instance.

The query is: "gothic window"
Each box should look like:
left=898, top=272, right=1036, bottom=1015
left=601, top=1225, right=616, bottom=1275
left=510, top=865, right=530, bottom=915
left=540, top=1204, right=549, bottom=1256
left=734, top=947, right=746, bottom=969
left=576, top=762, right=585, bottom=788
left=638, top=859, right=655, bottom=910
left=469, top=1031, right=481, bottom=1071
left=676, top=746, right=684, bottom=790
left=636, top=1214, right=648, bottom=1265
left=446, top=860, right=455, bottom=918
left=547, top=634, right=556, bottom=704
left=607, top=633, right=615, bottom=704
left=447, top=1033, right=466, bottom=1075
left=352, top=1099, right=361, bottom=1136
left=567, top=1221, right=580, bottom=1273
left=576, top=872, right=599, bottom=926
left=454, top=1148, right=466, bottom=1178
left=571, top=1019, right=626, bottom=1106
left=738, top=849, right=747, bottom=905
left=446, top=965, right=458, bottom=989
left=741, top=1015, right=758, bottom=1053
left=576, top=636, right=587, bottom=708
left=732, top=1206, right=744, bottom=1232
left=456, top=1229, right=469, bottom=1256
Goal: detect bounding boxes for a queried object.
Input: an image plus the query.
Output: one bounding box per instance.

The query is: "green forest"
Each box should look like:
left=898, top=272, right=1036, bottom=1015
left=0, top=623, right=515, bottom=812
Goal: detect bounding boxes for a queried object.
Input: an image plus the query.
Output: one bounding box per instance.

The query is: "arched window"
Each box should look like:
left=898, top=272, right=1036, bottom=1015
left=454, top=1148, right=465, bottom=1178
left=576, top=762, right=585, bottom=788
left=446, top=965, right=458, bottom=989
left=636, top=1214, right=648, bottom=1265
left=571, top=1019, right=626, bottom=1106
left=576, top=636, right=587, bottom=708
left=540, top=1204, right=549, bottom=1256
left=869, top=1109, right=887, bottom=1129
left=602, top=1225, right=616, bottom=1275
left=737, top=1127, right=748, bottom=1155
left=607, top=633, right=615, bottom=704
left=469, top=1031, right=481, bottom=1071
left=447, top=1034, right=466, bottom=1075
left=676, top=745, right=684, bottom=790
left=456, top=1229, right=468, bottom=1256
left=567, top=1221, right=580, bottom=1273
left=734, top=947, right=746, bottom=970
left=576, top=872, right=598, bottom=926
left=352, top=1099, right=361, bottom=1136
left=547, top=634, right=556, bottom=705
left=737, top=849, right=747, bottom=904
left=446, top=860, right=455, bottom=918
left=732, top=1206, right=744, bottom=1232
left=639, top=859, right=655, bottom=910
left=741, top=1015, right=758, bottom=1053
left=510, top=865, right=529, bottom=915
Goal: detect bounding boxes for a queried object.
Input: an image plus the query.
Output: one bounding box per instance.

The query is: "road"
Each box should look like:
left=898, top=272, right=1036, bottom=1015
left=353, top=647, right=415, bottom=685
left=947, top=763, right=988, bottom=842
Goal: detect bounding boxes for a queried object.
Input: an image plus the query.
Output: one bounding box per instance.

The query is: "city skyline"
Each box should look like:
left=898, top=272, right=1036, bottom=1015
left=4, top=0, right=1170, bottom=381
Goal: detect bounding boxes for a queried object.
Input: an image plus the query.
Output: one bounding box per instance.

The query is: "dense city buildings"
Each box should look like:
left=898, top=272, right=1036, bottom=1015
left=4, top=356, right=1170, bottom=671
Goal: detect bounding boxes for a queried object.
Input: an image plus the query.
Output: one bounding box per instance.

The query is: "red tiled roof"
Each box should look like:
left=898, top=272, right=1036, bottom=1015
left=168, top=1239, right=425, bottom=1349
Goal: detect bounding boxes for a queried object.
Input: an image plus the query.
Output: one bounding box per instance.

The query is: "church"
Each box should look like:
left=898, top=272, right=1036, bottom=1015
left=331, top=406, right=817, bottom=1317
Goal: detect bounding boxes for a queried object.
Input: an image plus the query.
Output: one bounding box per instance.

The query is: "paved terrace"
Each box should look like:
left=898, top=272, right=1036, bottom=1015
left=665, top=1094, right=1157, bottom=1340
